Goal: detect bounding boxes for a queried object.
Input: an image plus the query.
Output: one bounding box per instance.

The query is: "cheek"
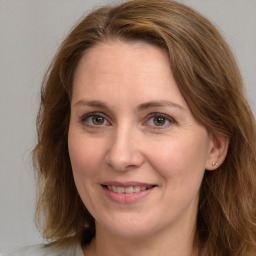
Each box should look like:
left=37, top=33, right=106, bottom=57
left=68, top=131, right=106, bottom=209
left=68, top=132, right=104, bottom=179
left=147, top=134, right=210, bottom=213
left=147, top=133, right=210, bottom=181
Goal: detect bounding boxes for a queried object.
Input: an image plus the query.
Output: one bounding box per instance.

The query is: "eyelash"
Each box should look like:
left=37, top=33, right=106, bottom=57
left=146, top=113, right=175, bottom=128
left=81, top=112, right=110, bottom=127
left=80, top=112, right=175, bottom=129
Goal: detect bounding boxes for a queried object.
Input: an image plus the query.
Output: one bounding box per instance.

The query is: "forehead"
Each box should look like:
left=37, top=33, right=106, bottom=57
left=75, top=40, right=170, bottom=77
left=72, top=40, right=187, bottom=109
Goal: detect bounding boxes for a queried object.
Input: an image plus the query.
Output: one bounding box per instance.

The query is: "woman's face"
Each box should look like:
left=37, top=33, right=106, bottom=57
left=68, top=40, right=215, bottom=239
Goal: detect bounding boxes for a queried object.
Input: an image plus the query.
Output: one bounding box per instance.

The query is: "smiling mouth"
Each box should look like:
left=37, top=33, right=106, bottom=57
left=103, top=185, right=155, bottom=194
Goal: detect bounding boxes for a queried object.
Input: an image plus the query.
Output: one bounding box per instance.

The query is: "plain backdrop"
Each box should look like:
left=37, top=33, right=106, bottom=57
left=0, top=0, right=255, bottom=253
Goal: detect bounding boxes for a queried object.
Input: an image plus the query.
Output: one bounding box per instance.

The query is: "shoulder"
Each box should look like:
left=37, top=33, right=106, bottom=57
left=4, top=242, right=84, bottom=256
left=5, top=244, right=50, bottom=256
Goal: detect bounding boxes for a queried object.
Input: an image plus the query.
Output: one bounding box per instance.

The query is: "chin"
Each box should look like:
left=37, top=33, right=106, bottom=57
left=108, top=227, right=154, bottom=239
left=96, top=214, right=159, bottom=240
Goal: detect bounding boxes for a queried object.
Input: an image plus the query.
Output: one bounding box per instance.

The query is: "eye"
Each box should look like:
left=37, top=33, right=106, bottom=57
left=82, top=112, right=110, bottom=126
left=152, top=116, right=167, bottom=126
left=147, top=113, right=174, bottom=128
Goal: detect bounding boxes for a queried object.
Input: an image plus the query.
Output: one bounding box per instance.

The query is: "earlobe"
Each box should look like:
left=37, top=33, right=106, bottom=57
left=205, top=133, right=229, bottom=171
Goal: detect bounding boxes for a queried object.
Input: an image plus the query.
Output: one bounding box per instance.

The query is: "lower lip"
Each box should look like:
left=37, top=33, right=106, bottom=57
left=102, top=186, right=155, bottom=204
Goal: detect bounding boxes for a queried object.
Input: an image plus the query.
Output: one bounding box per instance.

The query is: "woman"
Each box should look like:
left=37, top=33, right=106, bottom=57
left=9, top=0, right=256, bottom=255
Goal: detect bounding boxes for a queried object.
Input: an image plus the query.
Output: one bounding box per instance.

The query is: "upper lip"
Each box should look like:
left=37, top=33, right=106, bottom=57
left=101, top=181, right=156, bottom=187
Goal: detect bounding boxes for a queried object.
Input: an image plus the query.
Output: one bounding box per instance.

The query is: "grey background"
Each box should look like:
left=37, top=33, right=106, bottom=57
left=0, top=0, right=255, bottom=253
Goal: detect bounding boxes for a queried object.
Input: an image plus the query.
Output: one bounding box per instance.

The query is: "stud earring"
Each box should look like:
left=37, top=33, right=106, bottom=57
left=212, top=162, right=218, bottom=167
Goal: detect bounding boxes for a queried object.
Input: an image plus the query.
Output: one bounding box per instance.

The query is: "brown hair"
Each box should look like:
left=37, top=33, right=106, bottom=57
left=33, top=0, right=256, bottom=254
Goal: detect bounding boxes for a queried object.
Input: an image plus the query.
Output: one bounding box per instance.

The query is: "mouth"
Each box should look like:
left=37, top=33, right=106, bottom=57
left=101, top=182, right=157, bottom=203
left=102, top=185, right=156, bottom=194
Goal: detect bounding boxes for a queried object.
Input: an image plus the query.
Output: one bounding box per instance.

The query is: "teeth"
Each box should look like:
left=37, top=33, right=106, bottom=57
left=116, top=187, right=125, bottom=193
left=133, top=186, right=141, bottom=193
left=106, top=185, right=151, bottom=194
left=124, top=186, right=133, bottom=193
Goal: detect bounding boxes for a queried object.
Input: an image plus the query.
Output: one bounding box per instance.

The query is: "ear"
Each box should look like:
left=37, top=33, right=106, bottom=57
left=205, top=132, right=229, bottom=171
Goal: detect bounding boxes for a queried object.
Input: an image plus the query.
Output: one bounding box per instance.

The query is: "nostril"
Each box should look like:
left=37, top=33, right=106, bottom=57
left=105, top=137, right=144, bottom=171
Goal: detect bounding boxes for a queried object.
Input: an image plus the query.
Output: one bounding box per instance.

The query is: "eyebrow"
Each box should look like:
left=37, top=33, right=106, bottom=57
left=137, top=100, right=185, bottom=111
left=73, top=100, right=185, bottom=111
left=74, top=100, right=108, bottom=109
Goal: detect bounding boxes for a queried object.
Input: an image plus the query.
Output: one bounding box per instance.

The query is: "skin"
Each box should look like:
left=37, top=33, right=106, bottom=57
left=68, top=40, right=228, bottom=256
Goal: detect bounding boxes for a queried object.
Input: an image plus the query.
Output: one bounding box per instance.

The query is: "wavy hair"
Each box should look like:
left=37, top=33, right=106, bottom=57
left=33, top=0, right=256, bottom=254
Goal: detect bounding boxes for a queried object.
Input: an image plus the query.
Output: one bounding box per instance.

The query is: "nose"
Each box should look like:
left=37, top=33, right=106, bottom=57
left=105, top=125, right=144, bottom=171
